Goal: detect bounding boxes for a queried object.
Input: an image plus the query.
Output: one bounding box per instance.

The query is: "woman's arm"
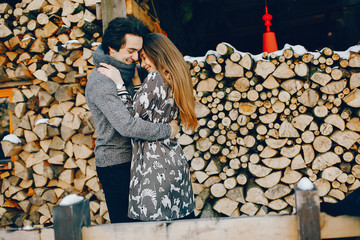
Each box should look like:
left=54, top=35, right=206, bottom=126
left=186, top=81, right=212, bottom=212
left=95, top=64, right=179, bottom=139
left=97, top=62, right=125, bottom=90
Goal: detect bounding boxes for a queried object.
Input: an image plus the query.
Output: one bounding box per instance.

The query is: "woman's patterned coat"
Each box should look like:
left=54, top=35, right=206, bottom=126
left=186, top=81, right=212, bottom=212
left=119, top=71, right=195, bottom=221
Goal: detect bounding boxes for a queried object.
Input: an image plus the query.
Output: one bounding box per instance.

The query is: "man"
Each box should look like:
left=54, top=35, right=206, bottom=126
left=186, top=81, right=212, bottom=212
left=85, top=17, right=179, bottom=223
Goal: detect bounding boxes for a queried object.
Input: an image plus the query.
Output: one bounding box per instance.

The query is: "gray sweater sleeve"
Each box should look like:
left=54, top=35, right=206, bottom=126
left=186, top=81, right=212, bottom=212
left=87, top=73, right=171, bottom=141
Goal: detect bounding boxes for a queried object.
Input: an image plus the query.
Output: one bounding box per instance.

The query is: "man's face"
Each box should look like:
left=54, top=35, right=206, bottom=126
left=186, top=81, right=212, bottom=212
left=109, top=34, right=143, bottom=64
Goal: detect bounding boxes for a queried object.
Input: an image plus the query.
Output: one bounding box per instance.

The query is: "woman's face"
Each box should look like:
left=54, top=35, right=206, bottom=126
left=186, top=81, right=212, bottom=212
left=140, top=50, right=157, bottom=73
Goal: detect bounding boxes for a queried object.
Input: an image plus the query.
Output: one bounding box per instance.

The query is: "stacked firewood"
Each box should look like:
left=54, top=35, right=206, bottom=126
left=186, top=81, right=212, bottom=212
left=183, top=43, right=360, bottom=217
left=1, top=0, right=360, bottom=228
left=0, top=0, right=106, bottom=227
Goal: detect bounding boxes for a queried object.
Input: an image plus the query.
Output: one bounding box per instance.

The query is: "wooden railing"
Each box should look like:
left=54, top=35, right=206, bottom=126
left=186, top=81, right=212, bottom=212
left=0, top=186, right=359, bottom=240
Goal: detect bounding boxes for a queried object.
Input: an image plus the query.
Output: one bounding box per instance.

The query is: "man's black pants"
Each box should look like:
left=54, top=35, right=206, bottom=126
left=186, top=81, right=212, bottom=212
left=96, top=162, right=136, bottom=223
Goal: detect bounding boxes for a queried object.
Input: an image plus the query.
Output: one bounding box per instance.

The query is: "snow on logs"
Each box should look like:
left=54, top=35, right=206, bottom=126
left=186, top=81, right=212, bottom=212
left=185, top=43, right=360, bottom=218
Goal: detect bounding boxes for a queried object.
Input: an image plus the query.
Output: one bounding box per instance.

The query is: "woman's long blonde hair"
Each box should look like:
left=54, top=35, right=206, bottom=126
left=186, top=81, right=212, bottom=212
left=143, top=33, right=198, bottom=131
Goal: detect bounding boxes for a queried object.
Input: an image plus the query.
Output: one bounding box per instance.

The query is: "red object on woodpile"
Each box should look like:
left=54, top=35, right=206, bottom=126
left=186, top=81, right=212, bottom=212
left=262, top=6, right=278, bottom=53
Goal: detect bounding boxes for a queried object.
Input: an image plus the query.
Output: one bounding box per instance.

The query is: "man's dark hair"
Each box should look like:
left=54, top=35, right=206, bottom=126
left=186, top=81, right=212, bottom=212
left=102, top=17, right=150, bottom=54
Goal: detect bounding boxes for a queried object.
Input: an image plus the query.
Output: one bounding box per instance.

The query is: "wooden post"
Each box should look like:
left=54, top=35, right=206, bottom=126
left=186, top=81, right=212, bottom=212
left=295, top=183, right=321, bottom=240
left=0, top=88, right=16, bottom=163
left=53, top=199, right=90, bottom=240
left=101, top=0, right=127, bottom=32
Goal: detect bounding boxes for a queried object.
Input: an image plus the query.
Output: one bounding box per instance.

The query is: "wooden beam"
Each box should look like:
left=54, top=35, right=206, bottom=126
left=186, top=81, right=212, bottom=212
left=83, top=215, right=298, bottom=240
left=0, top=213, right=358, bottom=239
left=0, top=228, right=54, bottom=240
left=0, top=87, right=16, bottom=163
left=81, top=214, right=360, bottom=240
left=0, top=80, right=33, bottom=89
left=101, top=0, right=127, bottom=32
left=100, top=0, right=163, bottom=34
left=321, top=214, right=360, bottom=239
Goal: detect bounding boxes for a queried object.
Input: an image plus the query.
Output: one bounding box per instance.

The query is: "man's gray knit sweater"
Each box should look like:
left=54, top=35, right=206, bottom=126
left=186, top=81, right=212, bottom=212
left=85, top=45, right=171, bottom=167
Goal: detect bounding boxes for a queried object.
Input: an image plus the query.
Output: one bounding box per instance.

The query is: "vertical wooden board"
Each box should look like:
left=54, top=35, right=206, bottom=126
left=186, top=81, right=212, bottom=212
left=101, top=0, right=126, bottom=32
left=295, top=188, right=321, bottom=240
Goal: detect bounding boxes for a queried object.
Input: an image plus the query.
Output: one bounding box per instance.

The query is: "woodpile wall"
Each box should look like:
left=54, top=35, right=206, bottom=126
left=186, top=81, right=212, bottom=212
left=184, top=43, right=360, bottom=218
left=0, top=0, right=104, bottom=228
left=0, top=0, right=360, bottom=229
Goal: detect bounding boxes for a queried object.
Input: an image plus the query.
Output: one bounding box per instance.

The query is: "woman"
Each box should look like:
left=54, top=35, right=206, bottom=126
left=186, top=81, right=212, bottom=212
left=98, top=33, right=198, bottom=221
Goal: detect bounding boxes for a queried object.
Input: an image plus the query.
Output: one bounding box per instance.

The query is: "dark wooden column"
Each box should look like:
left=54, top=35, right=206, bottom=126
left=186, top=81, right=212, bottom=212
left=295, top=183, right=321, bottom=240
left=53, top=199, right=90, bottom=240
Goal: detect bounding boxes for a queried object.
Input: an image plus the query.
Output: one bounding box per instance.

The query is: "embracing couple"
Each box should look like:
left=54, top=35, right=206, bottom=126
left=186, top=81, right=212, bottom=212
left=85, top=17, right=198, bottom=223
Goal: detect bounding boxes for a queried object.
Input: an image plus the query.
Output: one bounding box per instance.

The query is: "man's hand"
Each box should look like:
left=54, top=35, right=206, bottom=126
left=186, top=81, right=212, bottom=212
left=169, top=120, right=180, bottom=139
